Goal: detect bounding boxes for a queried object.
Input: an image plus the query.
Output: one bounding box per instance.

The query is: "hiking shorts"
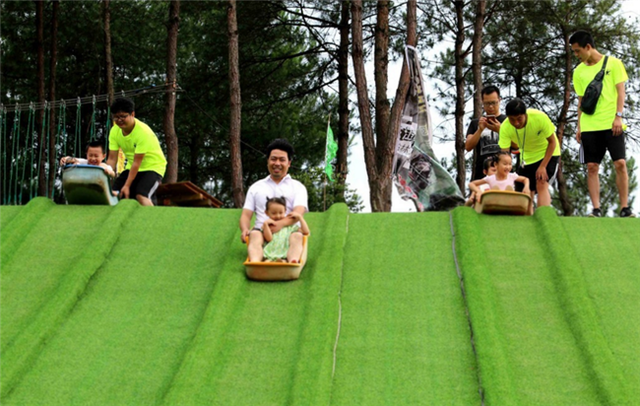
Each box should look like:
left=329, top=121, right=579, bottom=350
left=580, top=130, right=626, bottom=164
left=517, top=156, right=559, bottom=193
left=113, top=170, right=162, bottom=199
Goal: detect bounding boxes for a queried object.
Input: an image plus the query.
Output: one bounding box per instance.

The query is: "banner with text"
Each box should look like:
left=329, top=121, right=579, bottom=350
left=392, top=46, right=464, bottom=211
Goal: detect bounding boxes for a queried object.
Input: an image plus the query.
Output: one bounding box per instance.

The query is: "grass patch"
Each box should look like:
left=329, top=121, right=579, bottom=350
left=562, top=216, right=640, bottom=403
left=330, top=212, right=481, bottom=406
left=3, top=203, right=237, bottom=405
left=162, top=203, right=348, bottom=406
left=453, top=207, right=614, bottom=406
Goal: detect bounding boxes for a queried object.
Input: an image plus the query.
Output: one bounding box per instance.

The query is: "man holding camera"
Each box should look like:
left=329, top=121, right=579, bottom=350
left=465, top=85, right=508, bottom=180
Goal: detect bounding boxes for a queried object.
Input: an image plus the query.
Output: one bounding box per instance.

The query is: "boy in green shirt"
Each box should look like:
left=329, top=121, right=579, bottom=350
left=106, top=98, right=167, bottom=206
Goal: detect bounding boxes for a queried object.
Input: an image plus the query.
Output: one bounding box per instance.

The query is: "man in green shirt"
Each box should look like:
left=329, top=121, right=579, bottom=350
left=106, top=98, right=167, bottom=206
left=499, top=99, right=561, bottom=210
left=570, top=30, right=634, bottom=218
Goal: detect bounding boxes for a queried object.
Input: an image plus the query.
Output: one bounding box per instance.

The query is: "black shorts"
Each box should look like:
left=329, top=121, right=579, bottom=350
left=517, top=156, right=559, bottom=193
left=113, top=170, right=162, bottom=199
left=580, top=130, right=626, bottom=164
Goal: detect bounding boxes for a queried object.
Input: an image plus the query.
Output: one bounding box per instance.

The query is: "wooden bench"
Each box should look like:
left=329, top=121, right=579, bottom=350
left=155, top=181, right=223, bottom=208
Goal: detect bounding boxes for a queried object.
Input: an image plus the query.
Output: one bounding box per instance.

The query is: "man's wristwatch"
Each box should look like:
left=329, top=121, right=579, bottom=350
left=616, top=112, right=623, bottom=118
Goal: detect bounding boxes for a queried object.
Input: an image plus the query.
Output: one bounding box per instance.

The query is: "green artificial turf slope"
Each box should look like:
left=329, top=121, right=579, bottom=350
left=453, top=207, right=638, bottom=406
left=2, top=200, right=235, bottom=404
left=330, top=212, right=481, bottom=406
left=162, top=203, right=349, bottom=406
left=1, top=199, right=638, bottom=406
left=0, top=205, right=22, bottom=229
left=563, top=216, right=640, bottom=402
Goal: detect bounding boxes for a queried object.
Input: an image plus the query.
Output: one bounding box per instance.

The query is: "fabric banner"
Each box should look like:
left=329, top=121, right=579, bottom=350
left=392, top=46, right=464, bottom=211
left=324, top=120, right=338, bottom=182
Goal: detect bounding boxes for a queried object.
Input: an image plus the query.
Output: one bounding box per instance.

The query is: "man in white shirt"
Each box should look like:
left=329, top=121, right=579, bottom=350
left=239, top=139, right=308, bottom=262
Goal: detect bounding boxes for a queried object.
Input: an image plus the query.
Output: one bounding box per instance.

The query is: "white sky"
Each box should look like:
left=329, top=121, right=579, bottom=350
left=346, top=0, right=640, bottom=214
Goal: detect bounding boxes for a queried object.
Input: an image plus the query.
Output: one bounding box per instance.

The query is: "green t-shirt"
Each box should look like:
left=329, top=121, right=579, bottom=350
left=109, top=118, right=167, bottom=177
left=499, top=109, right=561, bottom=165
left=573, top=55, right=628, bottom=132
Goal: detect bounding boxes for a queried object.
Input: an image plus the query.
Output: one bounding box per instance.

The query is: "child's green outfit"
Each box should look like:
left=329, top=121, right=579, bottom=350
left=263, top=225, right=300, bottom=261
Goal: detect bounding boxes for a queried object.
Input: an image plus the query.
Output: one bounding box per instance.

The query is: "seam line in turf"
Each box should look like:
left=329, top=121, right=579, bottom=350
left=158, top=222, right=242, bottom=405
left=449, top=211, right=485, bottom=406
left=328, top=212, right=349, bottom=406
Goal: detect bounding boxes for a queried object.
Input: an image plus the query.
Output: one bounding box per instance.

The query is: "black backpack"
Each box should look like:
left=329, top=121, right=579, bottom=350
left=580, top=56, right=608, bottom=115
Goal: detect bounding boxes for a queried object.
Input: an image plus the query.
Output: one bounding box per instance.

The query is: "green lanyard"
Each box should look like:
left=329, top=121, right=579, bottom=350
left=515, top=127, right=526, bottom=167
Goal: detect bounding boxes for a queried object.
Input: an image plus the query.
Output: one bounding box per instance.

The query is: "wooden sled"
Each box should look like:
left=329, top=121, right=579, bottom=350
left=62, top=164, right=118, bottom=206
left=244, top=235, right=309, bottom=281
left=475, top=190, right=532, bottom=216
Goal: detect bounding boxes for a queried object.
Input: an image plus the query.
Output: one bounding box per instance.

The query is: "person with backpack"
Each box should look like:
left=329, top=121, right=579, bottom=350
left=570, top=30, right=635, bottom=218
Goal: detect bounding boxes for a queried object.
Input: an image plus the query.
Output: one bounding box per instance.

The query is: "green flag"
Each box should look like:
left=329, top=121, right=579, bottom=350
left=324, top=121, right=338, bottom=182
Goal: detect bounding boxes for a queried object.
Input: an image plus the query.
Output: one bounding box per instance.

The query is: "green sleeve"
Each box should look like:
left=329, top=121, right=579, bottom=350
left=543, top=114, right=556, bottom=138
left=612, top=58, right=628, bottom=85
left=573, top=66, right=585, bottom=97
left=108, top=126, right=119, bottom=151
left=498, top=126, right=512, bottom=149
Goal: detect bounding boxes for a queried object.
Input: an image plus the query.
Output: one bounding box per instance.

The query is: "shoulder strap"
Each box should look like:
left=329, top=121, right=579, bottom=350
left=600, top=55, right=609, bottom=71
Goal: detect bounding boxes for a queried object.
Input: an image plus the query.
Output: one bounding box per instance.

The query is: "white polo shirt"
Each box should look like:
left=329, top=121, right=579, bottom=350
left=243, top=174, right=308, bottom=229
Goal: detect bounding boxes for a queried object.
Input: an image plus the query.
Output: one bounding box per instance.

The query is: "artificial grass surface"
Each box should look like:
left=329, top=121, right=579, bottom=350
left=1, top=199, right=638, bottom=405
left=162, top=204, right=348, bottom=406
left=330, top=212, right=481, bottom=406
left=0, top=205, right=22, bottom=229
left=563, top=216, right=640, bottom=403
left=453, top=207, right=638, bottom=406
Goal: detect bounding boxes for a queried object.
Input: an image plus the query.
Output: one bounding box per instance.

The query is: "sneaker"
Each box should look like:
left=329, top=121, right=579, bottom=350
left=620, top=207, right=636, bottom=218
left=588, top=208, right=602, bottom=217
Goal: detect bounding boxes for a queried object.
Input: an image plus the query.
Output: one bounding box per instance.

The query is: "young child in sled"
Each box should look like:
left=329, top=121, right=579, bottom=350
left=261, top=196, right=310, bottom=263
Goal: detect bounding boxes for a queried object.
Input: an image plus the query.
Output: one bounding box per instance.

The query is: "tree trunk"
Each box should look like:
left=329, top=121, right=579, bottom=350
left=555, top=30, right=574, bottom=215
left=371, top=0, right=393, bottom=212
left=374, top=0, right=390, bottom=165
left=36, top=0, right=46, bottom=197
left=352, top=0, right=415, bottom=212
left=103, top=0, right=114, bottom=104
left=163, top=0, right=180, bottom=184
left=336, top=0, right=349, bottom=190
left=469, top=0, right=485, bottom=181
left=189, top=139, right=200, bottom=188
left=453, top=0, right=466, bottom=192
left=228, top=0, right=244, bottom=207
left=471, top=0, right=485, bottom=119
left=351, top=0, right=378, bottom=208
left=48, top=0, right=59, bottom=198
